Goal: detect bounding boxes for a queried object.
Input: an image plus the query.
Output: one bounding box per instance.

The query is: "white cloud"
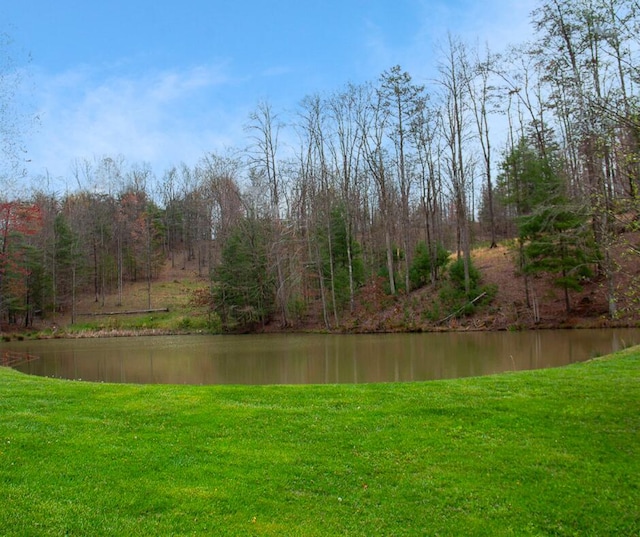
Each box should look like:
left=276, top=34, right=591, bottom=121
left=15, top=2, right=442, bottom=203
left=361, top=0, right=537, bottom=83
left=27, top=63, right=245, bottom=187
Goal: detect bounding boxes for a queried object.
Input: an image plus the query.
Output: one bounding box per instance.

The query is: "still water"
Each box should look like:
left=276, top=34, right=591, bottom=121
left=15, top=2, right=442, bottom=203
left=3, top=329, right=639, bottom=385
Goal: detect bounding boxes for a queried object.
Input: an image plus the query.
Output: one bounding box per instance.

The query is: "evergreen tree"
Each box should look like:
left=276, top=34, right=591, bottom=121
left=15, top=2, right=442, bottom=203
left=22, top=243, right=47, bottom=327
left=409, top=242, right=429, bottom=290
left=52, top=212, right=88, bottom=323
left=498, top=138, right=558, bottom=218
left=409, top=241, right=449, bottom=289
left=501, top=139, right=598, bottom=313
left=436, top=256, right=493, bottom=321
left=520, top=203, right=596, bottom=313
left=212, top=215, right=275, bottom=331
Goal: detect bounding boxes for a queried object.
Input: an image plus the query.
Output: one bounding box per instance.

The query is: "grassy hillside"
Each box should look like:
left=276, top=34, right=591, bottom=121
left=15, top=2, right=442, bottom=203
left=1, top=347, right=638, bottom=535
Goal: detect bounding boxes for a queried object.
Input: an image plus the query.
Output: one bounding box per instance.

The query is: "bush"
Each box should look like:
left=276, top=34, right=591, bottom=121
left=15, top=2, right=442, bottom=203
left=447, top=257, right=481, bottom=293
left=437, top=257, right=494, bottom=319
left=409, top=242, right=450, bottom=289
left=287, top=297, right=307, bottom=324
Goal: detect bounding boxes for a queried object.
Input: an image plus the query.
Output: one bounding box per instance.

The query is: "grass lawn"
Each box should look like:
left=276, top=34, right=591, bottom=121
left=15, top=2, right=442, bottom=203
left=1, top=346, right=639, bottom=536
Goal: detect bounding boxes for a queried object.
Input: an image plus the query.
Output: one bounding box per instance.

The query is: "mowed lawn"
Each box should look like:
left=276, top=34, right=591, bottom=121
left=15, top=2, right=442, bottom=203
left=1, top=346, right=639, bottom=536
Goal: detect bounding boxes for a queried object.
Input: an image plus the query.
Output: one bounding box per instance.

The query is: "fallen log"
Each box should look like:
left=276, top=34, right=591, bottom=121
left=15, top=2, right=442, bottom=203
left=77, top=308, right=169, bottom=317
left=438, top=292, right=487, bottom=325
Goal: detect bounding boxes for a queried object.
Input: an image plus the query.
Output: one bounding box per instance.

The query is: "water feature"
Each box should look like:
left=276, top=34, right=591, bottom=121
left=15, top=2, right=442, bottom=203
left=2, top=328, right=638, bottom=385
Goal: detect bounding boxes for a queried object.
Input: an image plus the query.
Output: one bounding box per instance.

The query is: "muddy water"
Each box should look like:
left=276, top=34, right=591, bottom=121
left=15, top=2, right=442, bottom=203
left=3, top=329, right=639, bottom=385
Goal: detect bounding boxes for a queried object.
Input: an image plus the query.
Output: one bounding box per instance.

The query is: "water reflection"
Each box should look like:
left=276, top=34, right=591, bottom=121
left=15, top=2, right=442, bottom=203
left=3, top=329, right=639, bottom=385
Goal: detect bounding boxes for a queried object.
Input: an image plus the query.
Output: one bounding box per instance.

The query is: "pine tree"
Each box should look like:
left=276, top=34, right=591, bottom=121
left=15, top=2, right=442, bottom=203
left=503, top=140, right=598, bottom=313
left=520, top=203, right=596, bottom=314
left=212, top=216, right=275, bottom=331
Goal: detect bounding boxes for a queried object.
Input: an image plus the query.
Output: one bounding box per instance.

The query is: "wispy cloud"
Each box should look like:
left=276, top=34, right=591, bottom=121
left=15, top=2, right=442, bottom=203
left=28, top=63, right=244, bottom=185
left=260, top=65, right=293, bottom=78
left=362, top=0, right=537, bottom=82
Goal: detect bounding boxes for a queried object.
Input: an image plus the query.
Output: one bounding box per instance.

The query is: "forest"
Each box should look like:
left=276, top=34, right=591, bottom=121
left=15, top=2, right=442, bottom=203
left=1, top=0, right=639, bottom=332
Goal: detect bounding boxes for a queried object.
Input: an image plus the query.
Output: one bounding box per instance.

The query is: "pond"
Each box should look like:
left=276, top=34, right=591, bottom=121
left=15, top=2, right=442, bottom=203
left=3, top=328, right=639, bottom=385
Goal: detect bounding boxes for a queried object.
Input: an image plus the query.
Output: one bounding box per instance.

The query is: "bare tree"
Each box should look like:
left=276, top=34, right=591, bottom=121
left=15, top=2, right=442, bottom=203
left=327, top=83, right=369, bottom=311
left=296, top=95, right=332, bottom=327
left=246, top=101, right=289, bottom=325
left=379, top=66, right=425, bottom=291
left=359, top=88, right=397, bottom=295
left=437, top=34, right=475, bottom=295
left=410, top=95, right=445, bottom=283
left=158, top=166, right=181, bottom=268
left=467, top=44, right=499, bottom=247
left=195, top=152, right=244, bottom=267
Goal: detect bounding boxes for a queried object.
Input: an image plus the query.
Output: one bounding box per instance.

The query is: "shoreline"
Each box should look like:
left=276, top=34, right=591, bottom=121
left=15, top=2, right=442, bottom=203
left=2, top=317, right=638, bottom=341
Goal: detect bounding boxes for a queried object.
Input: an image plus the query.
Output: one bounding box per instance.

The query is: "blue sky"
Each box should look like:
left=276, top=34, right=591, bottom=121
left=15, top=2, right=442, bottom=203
left=4, top=0, right=536, bottom=192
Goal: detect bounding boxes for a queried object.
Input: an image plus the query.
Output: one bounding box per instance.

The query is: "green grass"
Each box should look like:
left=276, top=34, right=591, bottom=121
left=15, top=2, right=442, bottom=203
left=57, top=277, right=219, bottom=335
left=1, top=347, right=639, bottom=536
left=65, top=310, right=215, bottom=334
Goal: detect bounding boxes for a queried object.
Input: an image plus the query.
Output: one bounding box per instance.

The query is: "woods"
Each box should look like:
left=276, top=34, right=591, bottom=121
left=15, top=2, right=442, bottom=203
left=1, top=0, right=639, bottom=331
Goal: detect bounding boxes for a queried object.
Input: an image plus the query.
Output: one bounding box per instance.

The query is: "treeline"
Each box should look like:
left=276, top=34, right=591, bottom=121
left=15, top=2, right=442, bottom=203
left=1, top=0, right=639, bottom=330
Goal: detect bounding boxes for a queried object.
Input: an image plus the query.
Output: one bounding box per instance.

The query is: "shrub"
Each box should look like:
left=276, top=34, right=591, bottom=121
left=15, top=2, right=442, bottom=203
left=447, top=257, right=481, bottom=293
left=409, top=242, right=450, bottom=289
left=437, top=257, right=494, bottom=319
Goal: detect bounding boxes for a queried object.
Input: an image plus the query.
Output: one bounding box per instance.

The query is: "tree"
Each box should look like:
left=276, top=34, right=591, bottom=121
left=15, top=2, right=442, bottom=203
left=327, top=83, right=369, bottom=313
left=520, top=203, right=596, bottom=313
left=501, top=137, right=598, bottom=314
left=467, top=44, right=499, bottom=247
left=360, top=86, right=397, bottom=295
left=379, top=65, right=425, bottom=291
left=52, top=212, right=84, bottom=323
left=212, top=215, right=275, bottom=331
left=437, top=34, right=474, bottom=295
left=133, top=201, right=166, bottom=310
left=158, top=166, right=183, bottom=268
left=315, top=205, right=365, bottom=314
left=498, top=137, right=558, bottom=313
left=409, top=241, right=449, bottom=289
left=195, top=152, right=244, bottom=266
left=530, top=0, right=640, bottom=317
left=0, top=201, right=42, bottom=324
left=69, top=191, right=116, bottom=306
left=297, top=93, right=338, bottom=327
left=438, top=256, right=488, bottom=319
left=410, top=92, right=445, bottom=284
left=246, top=101, right=290, bottom=325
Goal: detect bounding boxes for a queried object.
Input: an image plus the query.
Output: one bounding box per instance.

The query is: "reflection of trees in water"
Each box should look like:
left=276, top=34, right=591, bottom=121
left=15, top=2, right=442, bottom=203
left=11, top=330, right=640, bottom=385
